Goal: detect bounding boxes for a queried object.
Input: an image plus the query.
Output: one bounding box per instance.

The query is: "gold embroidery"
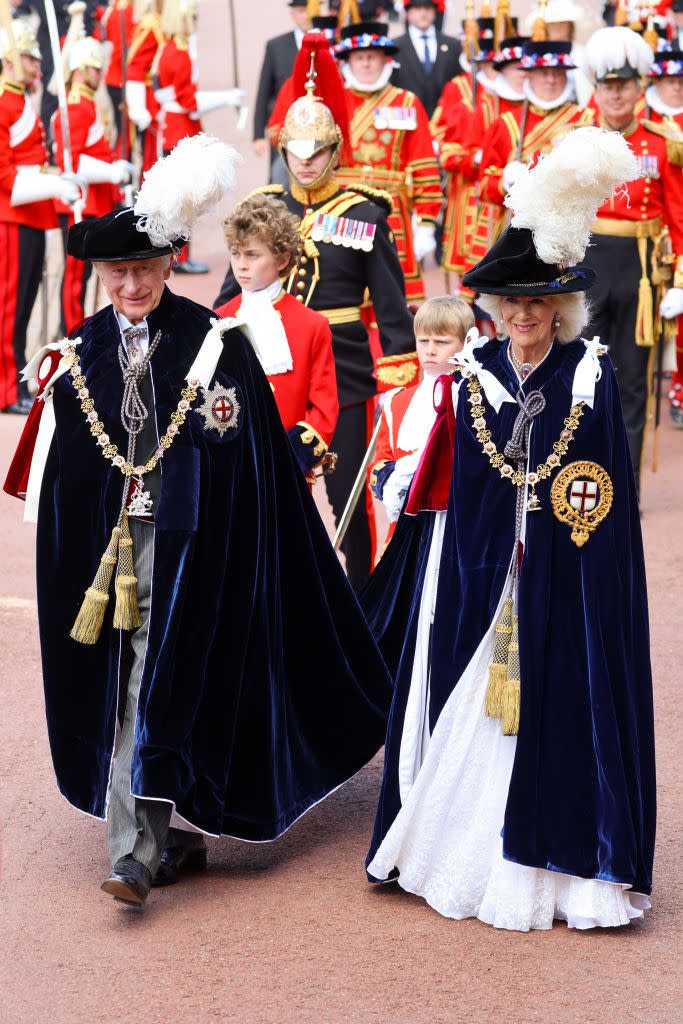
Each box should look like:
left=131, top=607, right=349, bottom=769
left=550, top=461, right=614, bottom=547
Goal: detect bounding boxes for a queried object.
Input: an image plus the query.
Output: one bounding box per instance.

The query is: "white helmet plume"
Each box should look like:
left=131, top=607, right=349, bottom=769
left=503, top=126, right=641, bottom=268
left=134, top=134, right=240, bottom=248
left=581, top=26, right=653, bottom=85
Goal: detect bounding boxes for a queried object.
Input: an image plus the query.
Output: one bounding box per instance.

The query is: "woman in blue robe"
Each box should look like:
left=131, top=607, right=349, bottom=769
left=363, top=128, right=656, bottom=930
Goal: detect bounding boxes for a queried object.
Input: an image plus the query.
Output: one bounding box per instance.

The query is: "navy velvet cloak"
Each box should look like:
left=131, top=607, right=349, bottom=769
left=363, top=339, right=656, bottom=894
left=37, top=287, right=392, bottom=840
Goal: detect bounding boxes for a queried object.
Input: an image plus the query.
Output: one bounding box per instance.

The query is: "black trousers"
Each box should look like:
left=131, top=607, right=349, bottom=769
left=0, top=224, right=45, bottom=407
left=326, top=401, right=374, bottom=592
left=58, top=214, right=92, bottom=334
left=107, top=85, right=124, bottom=147
left=583, top=233, right=653, bottom=484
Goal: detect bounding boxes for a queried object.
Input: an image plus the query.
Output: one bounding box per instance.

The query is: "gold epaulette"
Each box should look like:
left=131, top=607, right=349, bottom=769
left=644, top=119, right=683, bottom=166
left=243, top=184, right=285, bottom=202
left=0, top=81, right=25, bottom=97
left=343, top=183, right=392, bottom=215
left=376, top=351, right=419, bottom=391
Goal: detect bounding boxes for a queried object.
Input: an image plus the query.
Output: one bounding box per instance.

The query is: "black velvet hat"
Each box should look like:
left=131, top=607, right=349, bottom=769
left=67, top=207, right=187, bottom=262
left=461, top=226, right=596, bottom=296
left=336, top=22, right=399, bottom=57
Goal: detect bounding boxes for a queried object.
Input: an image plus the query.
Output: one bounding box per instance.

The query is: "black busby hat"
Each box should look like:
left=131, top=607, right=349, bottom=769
left=463, top=126, right=641, bottom=297
left=67, top=207, right=185, bottom=262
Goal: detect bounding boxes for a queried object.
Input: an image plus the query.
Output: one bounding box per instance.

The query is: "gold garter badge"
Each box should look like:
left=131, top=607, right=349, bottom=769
left=550, top=461, right=613, bottom=548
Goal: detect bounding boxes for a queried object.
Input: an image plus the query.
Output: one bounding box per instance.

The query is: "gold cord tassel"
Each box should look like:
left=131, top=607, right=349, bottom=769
left=70, top=526, right=121, bottom=644
left=635, top=236, right=655, bottom=347
left=484, top=596, right=513, bottom=718
left=113, top=511, right=141, bottom=630
left=502, top=614, right=521, bottom=736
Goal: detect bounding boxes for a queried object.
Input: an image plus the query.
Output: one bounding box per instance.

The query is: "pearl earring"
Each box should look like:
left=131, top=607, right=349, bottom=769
left=553, top=314, right=561, bottom=328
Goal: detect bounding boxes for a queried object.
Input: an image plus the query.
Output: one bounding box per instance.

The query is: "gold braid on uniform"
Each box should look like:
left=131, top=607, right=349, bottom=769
left=643, top=119, right=683, bottom=166
left=343, top=183, right=394, bottom=216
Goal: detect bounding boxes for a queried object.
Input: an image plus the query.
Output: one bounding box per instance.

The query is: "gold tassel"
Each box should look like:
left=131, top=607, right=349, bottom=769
left=70, top=526, right=121, bottom=644
left=635, top=236, right=655, bottom=347
left=502, top=614, right=520, bottom=736
left=484, top=596, right=513, bottom=718
left=113, top=511, right=141, bottom=631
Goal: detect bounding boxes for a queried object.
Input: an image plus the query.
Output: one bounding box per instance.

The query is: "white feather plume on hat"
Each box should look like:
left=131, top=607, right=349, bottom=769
left=134, top=134, right=240, bottom=248
left=581, top=26, right=653, bottom=84
left=503, top=126, right=641, bottom=268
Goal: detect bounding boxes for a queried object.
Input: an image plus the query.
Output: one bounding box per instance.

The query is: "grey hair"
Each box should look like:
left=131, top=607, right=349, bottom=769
left=476, top=291, right=591, bottom=344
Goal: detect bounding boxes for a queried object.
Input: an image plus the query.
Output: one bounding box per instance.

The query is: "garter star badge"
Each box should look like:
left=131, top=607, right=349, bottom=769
left=197, top=382, right=241, bottom=436
left=550, top=461, right=613, bottom=548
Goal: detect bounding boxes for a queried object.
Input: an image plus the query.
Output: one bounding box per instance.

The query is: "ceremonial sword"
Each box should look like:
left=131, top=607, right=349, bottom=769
left=227, top=0, right=249, bottom=132
left=333, top=414, right=383, bottom=552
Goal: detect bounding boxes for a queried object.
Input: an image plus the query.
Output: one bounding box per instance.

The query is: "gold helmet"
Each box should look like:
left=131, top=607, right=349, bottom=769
left=278, top=32, right=349, bottom=187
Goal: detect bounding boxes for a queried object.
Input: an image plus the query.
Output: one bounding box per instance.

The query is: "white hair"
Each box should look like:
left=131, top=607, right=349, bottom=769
left=476, top=291, right=591, bottom=344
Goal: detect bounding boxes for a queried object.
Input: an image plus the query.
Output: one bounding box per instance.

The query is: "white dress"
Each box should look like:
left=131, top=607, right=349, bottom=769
left=367, top=348, right=651, bottom=931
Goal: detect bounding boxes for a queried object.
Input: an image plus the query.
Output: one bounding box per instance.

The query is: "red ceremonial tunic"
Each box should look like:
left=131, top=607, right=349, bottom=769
left=102, top=0, right=136, bottom=88
left=215, top=289, right=339, bottom=446
left=370, top=378, right=435, bottom=548
left=127, top=12, right=165, bottom=169
left=155, top=34, right=202, bottom=152
left=0, top=81, right=57, bottom=230
left=472, top=100, right=593, bottom=265
left=52, top=83, right=118, bottom=219
left=336, top=84, right=442, bottom=304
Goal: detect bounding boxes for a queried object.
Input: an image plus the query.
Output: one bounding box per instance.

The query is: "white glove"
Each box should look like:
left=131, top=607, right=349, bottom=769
left=193, top=88, right=247, bottom=117
left=413, top=222, right=437, bottom=262
left=381, top=450, right=420, bottom=522
left=11, top=167, right=80, bottom=206
left=125, top=80, right=152, bottom=131
left=77, top=154, right=133, bottom=185
left=502, top=159, right=526, bottom=190
left=660, top=287, right=683, bottom=320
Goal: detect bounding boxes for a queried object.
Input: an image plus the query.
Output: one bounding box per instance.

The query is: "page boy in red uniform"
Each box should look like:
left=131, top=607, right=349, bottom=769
left=369, top=295, right=474, bottom=553
left=216, top=193, right=339, bottom=483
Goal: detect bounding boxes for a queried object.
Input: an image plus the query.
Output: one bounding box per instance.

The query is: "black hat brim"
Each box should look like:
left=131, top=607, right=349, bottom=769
left=461, top=226, right=596, bottom=295
left=67, top=208, right=186, bottom=262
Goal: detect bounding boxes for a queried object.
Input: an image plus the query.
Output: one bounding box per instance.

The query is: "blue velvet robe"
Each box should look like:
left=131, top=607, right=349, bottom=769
left=363, top=339, right=656, bottom=894
left=37, top=287, right=392, bottom=840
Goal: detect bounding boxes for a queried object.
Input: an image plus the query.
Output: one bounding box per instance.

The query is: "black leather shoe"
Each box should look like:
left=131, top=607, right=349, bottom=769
left=152, top=842, right=207, bottom=887
left=172, top=258, right=209, bottom=275
left=101, top=855, right=152, bottom=906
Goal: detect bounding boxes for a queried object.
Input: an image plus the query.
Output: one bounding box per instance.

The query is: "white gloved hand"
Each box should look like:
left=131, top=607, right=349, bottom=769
left=77, top=154, right=133, bottom=185
left=413, top=222, right=437, bottom=262
left=10, top=167, right=80, bottom=206
left=381, top=450, right=421, bottom=522
left=125, top=80, right=152, bottom=131
left=502, top=159, right=526, bottom=190
left=660, top=287, right=683, bottom=319
left=194, top=88, right=247, bottom=117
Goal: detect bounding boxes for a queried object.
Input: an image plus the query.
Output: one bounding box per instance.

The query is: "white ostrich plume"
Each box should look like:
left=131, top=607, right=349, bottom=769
left=134, top=134, right=240, bottom=247
left=503, top=126, right=641, bottom=267
left=581, top=27, right=653, bottom=85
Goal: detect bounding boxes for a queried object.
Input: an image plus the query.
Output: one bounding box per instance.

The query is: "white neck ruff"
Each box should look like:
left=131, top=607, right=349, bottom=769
left=645, top=84, right=683, bottom=118
left=524, top=78, right=574, bottom=111
left=239, top=280, right=292, bottom=375
left=493, top=74, right=525, bottom=102
left=341, top=60, right=396, bottom=94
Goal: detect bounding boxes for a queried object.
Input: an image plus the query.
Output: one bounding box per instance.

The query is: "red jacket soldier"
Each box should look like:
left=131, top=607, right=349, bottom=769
left=53, top=36, right=133, bottom=332
left=333, top=21, right=442, bottom=305
left=644, top=46, right=683, bottom=425
left=101, top=0, right=135, bottom=143
left=125, top=0, right=164, bottom=170
left=581, top=27, right=683, bottom=480
left=0, top=20, right=80, bottom=413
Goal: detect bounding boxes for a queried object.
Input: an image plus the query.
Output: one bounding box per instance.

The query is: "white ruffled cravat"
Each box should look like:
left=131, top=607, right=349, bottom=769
left=238, top=280, right=293, bottom=375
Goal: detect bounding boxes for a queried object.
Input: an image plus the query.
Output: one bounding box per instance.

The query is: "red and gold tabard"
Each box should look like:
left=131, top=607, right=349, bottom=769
left=0, top=81, right=57, bottom=230
left=102, top=0, right=135, bottom=88
left=435, top=75, right=497, bottom=276
left=215, top=289, right=339, bottom=447
left=472, top=100, right=593, bottom=265
left=336, top=84, right=442, bottom=304
left=127, top=11, right=165, bottom=169
left=52, top=83, right=118, bottom=218
left=155, top=34, right=202, bottom=152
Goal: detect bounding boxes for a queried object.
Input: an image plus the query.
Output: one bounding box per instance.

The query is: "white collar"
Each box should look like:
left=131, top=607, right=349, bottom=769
left=240, top=279, right=283, bottom=304
left=294, top=27, right=304, bottom=49
left=523, top=78, right=574, bottom=110
left=645, top=84, right=683, bottom=119
left=493, top=73, right=525, bottom=102
left=408, top=23, right=436, bottom=43
left=341, top=59, right=396, bottom=93
left=396, top=373, right=439, bottom=453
